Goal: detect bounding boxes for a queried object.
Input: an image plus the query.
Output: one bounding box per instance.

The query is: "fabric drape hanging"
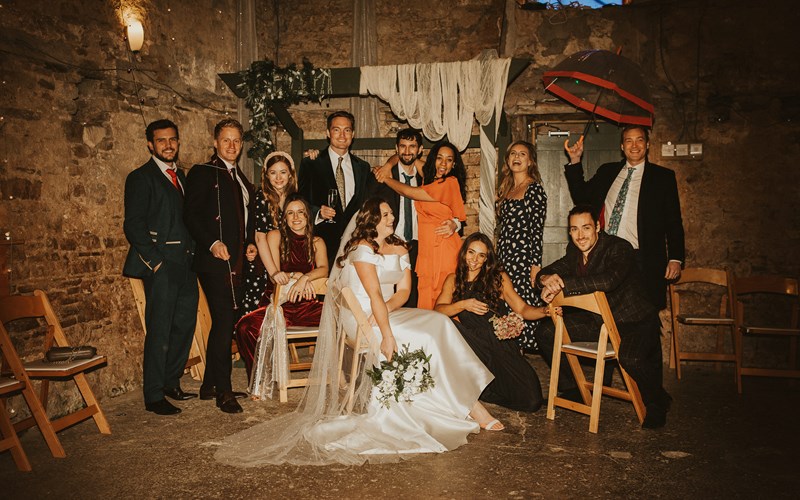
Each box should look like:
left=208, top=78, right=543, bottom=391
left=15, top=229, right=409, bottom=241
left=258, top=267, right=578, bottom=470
left=360, top=52, right=511, bottom=236
left=351, top=0, right=380, bottom=156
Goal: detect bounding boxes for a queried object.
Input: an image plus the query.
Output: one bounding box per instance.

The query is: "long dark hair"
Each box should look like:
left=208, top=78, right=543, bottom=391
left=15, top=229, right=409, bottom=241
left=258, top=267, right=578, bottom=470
left=337, top=197, right=408, bottom=267
left=279, top=193, right=315, bottom=266
left=453, top=232, right=503, bottom=311
left=421, top=141, right=467, bottom=202
left=261, top=152, right=297, bottom=229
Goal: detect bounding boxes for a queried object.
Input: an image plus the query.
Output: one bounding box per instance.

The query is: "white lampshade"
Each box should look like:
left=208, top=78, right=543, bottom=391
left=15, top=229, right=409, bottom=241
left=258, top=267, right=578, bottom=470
left=127, top=19, right=144, bottom=52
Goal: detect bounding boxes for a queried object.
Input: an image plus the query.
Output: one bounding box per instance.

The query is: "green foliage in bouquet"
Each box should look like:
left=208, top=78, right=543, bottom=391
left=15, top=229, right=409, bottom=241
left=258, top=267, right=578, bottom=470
left=367, top=344, right=435, bottom=409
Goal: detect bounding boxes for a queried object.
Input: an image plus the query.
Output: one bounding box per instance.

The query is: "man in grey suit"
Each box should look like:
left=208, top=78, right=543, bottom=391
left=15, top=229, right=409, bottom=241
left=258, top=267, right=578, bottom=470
left=123, top=119, right=199, bottom=416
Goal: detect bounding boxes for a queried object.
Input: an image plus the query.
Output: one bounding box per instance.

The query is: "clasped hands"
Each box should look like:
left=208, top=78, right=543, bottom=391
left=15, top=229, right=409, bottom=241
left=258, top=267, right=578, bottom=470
left=539, top=273, right=565, bottom=304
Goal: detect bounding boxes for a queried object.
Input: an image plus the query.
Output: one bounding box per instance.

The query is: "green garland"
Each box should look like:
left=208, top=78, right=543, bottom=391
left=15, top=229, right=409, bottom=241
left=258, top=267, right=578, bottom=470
left=236, top=59, right=331, bottom=165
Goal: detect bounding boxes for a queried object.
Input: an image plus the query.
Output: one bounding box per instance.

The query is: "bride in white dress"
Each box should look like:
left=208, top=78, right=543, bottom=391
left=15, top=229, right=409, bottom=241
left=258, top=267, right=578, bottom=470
left=215, top=198, right=502, bottom=466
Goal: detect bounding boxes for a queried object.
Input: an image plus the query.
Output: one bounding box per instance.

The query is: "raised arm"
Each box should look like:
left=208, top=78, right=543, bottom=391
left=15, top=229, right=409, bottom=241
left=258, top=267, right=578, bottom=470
left=382, top=177, right=436, bottom=202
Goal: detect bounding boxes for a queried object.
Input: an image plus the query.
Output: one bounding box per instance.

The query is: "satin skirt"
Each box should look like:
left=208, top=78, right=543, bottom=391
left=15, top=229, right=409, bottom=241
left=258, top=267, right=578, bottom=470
left=313, top=307, right=493, bottom=455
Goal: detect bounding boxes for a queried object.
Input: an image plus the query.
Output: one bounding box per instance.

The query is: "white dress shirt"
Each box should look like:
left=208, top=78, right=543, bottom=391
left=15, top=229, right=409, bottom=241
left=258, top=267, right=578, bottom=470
left=152, top=156, right=183, bottom=191
left=395, top=164, right=419, bottom=241
left=220, top=158, right=250, bottom=228
left=604, top=160, right=643, bottom=249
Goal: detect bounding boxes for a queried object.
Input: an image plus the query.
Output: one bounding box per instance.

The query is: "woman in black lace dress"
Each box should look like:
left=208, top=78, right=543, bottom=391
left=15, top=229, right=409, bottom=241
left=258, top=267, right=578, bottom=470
left=496, top=141, right=547, bottom=352
left=436, top=233, right=558, bottom=412
left=241, top=152, right=298, bottom=313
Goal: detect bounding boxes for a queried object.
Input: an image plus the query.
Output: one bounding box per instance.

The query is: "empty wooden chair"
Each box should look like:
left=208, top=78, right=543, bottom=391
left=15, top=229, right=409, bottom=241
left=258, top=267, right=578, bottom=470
left=336, top=286, right=376, bottom=414
left=0, top=290, right=111, bottom=453
left=273, top=277, right=327, bottom=403
left=669, top=268, right=736, bottom=379
left=0, top=373, right=31, bottom=471
left=733, top=275, right=800, bottom=393
left=546, top=291, right=645, bottom=433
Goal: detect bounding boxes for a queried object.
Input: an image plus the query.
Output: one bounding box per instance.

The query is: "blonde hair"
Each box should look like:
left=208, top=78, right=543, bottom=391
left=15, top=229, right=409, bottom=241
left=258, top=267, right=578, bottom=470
left=496, top=140, right=541, bottom=203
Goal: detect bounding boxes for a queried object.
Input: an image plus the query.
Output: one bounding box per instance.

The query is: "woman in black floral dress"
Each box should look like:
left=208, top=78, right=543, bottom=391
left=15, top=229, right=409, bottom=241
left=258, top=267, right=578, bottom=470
left=241, top=151, right=298, bottom=313
left=496, top=141, right=547, bottom=352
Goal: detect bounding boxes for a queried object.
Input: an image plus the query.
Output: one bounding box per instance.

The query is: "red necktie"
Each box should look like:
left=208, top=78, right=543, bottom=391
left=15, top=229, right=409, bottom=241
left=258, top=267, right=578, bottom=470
left=166, top=168, right=182, bottom=194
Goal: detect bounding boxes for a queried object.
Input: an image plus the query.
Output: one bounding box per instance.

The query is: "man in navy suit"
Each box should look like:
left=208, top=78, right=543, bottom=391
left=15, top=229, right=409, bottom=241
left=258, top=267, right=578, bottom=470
left=184, top=119, right=256, bottom=414
left=564, top=126, right=685, bottom=310
left=298, top=110, right=376, bottom=260
left=123, top=119, right=198, bottom=416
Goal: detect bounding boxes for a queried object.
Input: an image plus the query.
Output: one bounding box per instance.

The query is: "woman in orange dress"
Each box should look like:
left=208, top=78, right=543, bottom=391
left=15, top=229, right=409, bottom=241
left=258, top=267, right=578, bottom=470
left=377, top=141, right=467, bottom=309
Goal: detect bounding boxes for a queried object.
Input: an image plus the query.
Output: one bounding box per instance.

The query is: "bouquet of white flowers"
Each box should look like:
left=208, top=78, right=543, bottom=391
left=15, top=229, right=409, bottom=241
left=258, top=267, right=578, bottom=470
left=367, top=344, right=435, bottom=408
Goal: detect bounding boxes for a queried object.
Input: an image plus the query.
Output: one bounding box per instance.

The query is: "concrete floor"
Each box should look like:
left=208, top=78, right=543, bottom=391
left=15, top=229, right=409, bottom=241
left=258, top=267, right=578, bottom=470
left=3, top=358, right=799, bottom=499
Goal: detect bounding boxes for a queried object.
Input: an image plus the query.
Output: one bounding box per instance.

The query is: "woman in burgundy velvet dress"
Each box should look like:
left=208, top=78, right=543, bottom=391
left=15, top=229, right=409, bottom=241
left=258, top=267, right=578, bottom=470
left=235, top=193, right=329, bottom=378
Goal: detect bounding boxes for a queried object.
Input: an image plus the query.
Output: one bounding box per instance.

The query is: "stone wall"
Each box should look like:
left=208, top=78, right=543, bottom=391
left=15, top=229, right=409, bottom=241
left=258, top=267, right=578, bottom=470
left=1, top=0, right=798, bottom=416
left=0, top=0, right=240, bottom=412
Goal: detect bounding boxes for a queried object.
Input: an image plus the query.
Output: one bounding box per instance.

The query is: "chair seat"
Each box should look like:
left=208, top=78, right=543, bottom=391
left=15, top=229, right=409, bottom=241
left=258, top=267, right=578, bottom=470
left=286, top=325, right=320, bottom=337
left=677, top=314, right=734, bottom=326
left=0, top=376, right=23, bottom=392
left=24, top=355, right=107, bottom=374
left=563, top=341, right=617, bottom=357
left=741, top=326, right=800, bottom=336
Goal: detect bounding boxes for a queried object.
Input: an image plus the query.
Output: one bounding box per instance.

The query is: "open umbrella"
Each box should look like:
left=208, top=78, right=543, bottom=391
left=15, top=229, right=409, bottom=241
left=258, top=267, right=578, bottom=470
left=542, top=49, right=654, bottom=128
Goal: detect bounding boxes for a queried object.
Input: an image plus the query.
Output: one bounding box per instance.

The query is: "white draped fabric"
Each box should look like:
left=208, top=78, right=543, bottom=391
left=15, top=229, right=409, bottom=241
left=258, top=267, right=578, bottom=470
left=359, top=52, right=511, bottom=236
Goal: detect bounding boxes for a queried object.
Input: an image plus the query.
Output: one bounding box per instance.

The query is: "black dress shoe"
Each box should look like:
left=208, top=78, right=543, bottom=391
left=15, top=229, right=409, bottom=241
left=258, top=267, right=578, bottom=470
left=163, top=387, right=198, bottom=401
left=642, top=404, right=668, bottom=429
left=145, top=399, right=181, bottom=415
left=216, top=391, right=244, bottom=414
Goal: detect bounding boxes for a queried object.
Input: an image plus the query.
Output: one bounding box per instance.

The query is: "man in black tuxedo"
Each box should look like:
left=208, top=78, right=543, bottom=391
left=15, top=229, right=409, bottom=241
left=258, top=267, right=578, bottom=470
left=123, top=119, right=198, bottom=416
left=563, top=126, right=685, bottom=309
left=184, top=118, right=255, bottom=414
left=298, top=110, right=375, bottom=259
left=535, top=205, right=672, bottom=428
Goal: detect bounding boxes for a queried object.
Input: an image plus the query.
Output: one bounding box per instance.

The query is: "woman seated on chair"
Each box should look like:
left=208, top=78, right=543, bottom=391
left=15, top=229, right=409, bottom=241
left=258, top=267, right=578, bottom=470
left=435, top=232, right=559, bottom=412
left=235, top=193, right=328, bottom=378
left=216, top=198, right=503, bottom=467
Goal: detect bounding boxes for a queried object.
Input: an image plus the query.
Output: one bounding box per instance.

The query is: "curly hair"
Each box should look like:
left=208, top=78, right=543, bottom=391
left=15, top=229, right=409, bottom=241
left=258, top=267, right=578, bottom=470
left=421, top=141, right=467, bottom=202
left=260, top=152, right=297, bottom=229
left=453, top=232, right=503, bottom=312
left=496, top=140, right=541, bottom=203
left=279, top=193, right=315, bottom=266
left=337, top=197, right=408, bottom=267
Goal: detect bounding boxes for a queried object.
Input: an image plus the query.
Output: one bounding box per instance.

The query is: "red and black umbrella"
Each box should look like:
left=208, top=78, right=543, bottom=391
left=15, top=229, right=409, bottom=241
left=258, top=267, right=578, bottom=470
left=542, top=49, right=654, bottom=127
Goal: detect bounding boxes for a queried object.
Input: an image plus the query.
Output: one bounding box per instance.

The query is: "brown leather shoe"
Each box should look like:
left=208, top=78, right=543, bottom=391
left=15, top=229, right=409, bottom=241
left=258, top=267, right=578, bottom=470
left=216, top=391, right=243, bottom=414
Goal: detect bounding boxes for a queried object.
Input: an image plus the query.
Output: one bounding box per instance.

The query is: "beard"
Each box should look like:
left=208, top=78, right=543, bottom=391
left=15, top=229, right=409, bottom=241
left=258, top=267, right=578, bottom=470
left=153, top=150, right=179, bottom=164
left=398, top=153, right=418, bottom=166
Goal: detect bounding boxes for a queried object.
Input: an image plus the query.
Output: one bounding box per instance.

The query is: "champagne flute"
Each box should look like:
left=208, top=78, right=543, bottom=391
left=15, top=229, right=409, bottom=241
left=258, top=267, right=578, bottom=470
left=326, top=189, right=339, bottom=224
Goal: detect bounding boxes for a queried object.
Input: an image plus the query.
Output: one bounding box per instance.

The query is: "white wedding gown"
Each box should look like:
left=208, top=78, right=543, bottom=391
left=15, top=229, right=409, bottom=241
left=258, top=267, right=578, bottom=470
left=215, top=244, right=493, bottom=466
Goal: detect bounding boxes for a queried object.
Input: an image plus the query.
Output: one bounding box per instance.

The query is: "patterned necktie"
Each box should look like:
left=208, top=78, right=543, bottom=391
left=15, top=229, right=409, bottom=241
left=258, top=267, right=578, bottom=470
left=166, top=168, right=182, bottom=194
left=401, top=173, right=414, bottom=241
left=607, top=167, right=635, bottom=236
left=335, top=156, right=346, bottom=209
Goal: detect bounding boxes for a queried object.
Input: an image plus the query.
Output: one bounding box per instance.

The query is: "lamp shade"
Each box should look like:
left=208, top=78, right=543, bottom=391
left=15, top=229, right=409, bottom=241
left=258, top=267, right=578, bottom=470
left=127, top=19, right=144, bottom=52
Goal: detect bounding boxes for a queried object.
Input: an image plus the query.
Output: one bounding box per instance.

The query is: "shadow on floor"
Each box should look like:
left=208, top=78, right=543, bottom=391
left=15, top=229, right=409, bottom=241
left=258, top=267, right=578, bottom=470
left=3, top=358, right=799, bottom=499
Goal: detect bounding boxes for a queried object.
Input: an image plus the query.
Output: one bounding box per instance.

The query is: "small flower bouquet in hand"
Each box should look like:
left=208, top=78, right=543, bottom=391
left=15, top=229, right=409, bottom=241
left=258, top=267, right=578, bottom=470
left=490, top=311, right=525, bottom=340
left=367, top=344, right=435, bottom=409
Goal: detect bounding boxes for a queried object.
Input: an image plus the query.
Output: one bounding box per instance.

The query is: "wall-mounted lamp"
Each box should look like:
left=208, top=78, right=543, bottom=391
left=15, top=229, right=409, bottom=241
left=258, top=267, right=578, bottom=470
left=127, top=18, right=144, bottom=52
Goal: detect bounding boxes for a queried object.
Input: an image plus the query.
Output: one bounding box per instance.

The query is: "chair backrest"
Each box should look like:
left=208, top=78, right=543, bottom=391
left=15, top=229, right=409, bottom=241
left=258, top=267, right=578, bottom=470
left=273, top=277, right=328, bottom=303
left=549, top=291, right=620, bottom=345
left=0, top=290, right=69, bottom=350
left=733, top=275, right=799, bottom=327
left=339, top=287, right=373, bottom=348
left=669, top=267, right=734, bottom=319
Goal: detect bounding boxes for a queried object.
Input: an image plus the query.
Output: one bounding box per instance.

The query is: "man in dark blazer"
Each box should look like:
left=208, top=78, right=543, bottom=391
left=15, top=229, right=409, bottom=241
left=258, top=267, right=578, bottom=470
left=184, top=118, right=255, bottom=414
left=563, top=126, right=685, bottom=309
left=535, top=205, right=671, bottom=428
left=123, top=119, right=198, bottom=416
left=372, top=128, right=424, bottom=306
left=298, top=110, right=376, bottom=259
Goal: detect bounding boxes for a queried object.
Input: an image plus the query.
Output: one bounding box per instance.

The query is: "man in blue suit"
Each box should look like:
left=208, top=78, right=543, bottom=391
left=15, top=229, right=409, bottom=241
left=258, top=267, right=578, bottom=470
left=123, top=119, right=198, bottom=416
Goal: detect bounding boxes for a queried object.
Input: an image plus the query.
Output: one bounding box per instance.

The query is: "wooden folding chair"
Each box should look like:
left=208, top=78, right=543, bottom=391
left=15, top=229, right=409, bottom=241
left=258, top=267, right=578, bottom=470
left=546, top=291, right=645, bottom=433
left=0, top=290, right=111, bottom=454
left=274, top=277, right=327, bottom=403
left=336, top=286, right=376, bottom=414
left=128, top=277, right=206, bottom=380
left=669, top=268, right=736, bottom=379
left=0, top=374, right=31, bottom=471
left=733, top=275, right=800, bottom=393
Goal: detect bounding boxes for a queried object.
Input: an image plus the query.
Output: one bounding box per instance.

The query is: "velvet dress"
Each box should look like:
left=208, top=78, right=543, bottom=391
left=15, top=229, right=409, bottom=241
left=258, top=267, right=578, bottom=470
left=453, top=284, right=543, bottom=412
left=235, top=232, right=323, bottom=377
